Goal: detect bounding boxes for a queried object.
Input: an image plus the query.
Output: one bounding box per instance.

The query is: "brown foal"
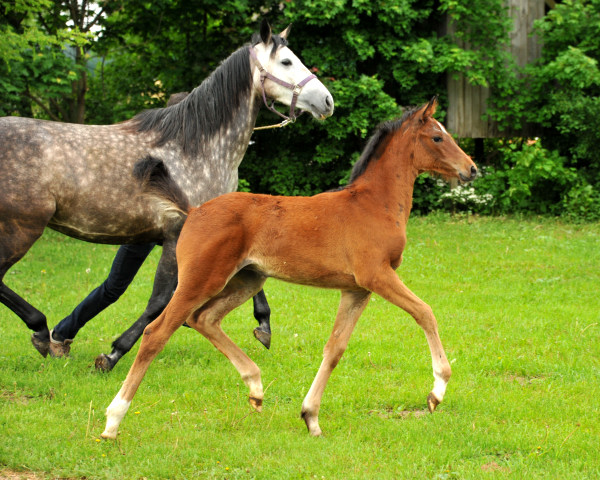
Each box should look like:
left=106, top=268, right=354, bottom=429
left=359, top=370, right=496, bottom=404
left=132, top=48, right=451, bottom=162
left=102, top=97, right=477, bottom=438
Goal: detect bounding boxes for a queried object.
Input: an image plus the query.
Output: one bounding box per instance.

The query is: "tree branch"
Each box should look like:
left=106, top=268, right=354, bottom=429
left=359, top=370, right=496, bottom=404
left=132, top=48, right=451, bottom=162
left=23, top=91, right=62, bottom=122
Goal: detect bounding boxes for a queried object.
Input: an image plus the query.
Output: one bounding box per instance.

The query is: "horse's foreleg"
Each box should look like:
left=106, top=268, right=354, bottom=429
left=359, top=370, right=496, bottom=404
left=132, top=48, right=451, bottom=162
left=301, top=289, right=370, bottom=436
left=95, top=240, right=178, bottom=372
left=1, top=282, right=50, bottom=353
left=101, top=294, right=194, bottom=439
left=252, top=289, right=271, bottom=349
left=0, top=217, right=50, bottom=355
left=189, top=270, right=267, bottom=411
left=363, top=268, right=451, bottom=413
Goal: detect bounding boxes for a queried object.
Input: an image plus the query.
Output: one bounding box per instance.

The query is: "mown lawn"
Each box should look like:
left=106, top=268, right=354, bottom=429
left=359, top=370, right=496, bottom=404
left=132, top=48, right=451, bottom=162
left=1, top=215, right=599, bottom=479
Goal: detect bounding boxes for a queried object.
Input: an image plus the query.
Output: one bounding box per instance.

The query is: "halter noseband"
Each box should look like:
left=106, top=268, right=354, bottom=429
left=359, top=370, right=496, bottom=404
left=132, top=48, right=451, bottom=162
left=249, top=46, right=317, bottom=130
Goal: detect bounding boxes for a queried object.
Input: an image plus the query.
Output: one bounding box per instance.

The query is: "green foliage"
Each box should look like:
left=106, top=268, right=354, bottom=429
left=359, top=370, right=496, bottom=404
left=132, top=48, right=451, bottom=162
left=0, top=0, right=91, bottom=118
left=485, top=0, right=600, bottom=221
left=2, top=0, right=599, bottom=219
left=483, top=141, right=577, bottom=215
left=413, top=139, right=600, bottom=222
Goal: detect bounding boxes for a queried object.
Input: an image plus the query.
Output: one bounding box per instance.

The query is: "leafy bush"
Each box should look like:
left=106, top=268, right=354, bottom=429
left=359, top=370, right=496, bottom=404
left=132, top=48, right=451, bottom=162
left=485, top=0, right=600, bottom=221
left=414, top=139, right=600, bottom=222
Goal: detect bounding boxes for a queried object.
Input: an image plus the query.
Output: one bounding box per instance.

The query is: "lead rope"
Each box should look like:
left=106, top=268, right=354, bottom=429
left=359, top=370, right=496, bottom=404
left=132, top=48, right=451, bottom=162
left=253, top=118, right=293, bottom=131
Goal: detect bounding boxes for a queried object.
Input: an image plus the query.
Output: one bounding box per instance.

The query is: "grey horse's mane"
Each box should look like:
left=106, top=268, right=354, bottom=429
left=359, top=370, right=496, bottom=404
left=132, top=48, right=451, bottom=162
left=125, top=33, right=289, bottom=158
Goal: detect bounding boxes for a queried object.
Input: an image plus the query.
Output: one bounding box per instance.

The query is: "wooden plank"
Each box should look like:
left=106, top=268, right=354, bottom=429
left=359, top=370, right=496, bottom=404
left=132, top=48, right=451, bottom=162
left=445, top=0, right=545, bottom=137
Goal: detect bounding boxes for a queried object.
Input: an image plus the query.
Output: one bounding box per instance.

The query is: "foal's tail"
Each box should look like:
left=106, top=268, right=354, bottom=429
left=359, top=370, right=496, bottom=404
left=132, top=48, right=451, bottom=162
left=133, top=156, right=191, bottom=219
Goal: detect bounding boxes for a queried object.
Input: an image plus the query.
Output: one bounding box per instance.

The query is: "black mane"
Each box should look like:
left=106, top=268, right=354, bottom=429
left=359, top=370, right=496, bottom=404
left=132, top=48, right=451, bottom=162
left=125, top=44, right=253, bottom=157
left=347, top=104, right=421, bottom=184
left=251, top=32, right=288, bottom=53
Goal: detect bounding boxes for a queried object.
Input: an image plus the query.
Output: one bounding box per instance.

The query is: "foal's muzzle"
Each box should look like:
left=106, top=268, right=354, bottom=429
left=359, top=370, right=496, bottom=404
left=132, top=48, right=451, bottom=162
left=459, top=165, right=478, bottom=182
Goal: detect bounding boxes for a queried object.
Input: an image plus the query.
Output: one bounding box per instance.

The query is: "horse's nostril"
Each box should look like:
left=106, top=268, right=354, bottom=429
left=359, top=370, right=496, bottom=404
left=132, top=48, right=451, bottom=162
left=325, top=95, right=332, bottom=108
left=470, top=165, right=478, bottom=177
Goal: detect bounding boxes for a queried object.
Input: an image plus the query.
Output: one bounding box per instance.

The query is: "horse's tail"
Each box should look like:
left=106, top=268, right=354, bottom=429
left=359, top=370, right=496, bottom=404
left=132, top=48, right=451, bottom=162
left=133, top=156, right=191, bottom=220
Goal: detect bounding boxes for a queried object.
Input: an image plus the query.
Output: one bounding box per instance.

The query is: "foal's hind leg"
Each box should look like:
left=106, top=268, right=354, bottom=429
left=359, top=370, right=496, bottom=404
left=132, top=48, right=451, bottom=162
left=189, top=269, right=267, bottom=411
left=102, top=291, right=198, bottom=439
left=301, top=289, right=371, bottom=436
left=102, top=268, right=264, bottom=439
left=0, top=215, right=52, bottom=355
left=360, top=268, right=451, bottom=412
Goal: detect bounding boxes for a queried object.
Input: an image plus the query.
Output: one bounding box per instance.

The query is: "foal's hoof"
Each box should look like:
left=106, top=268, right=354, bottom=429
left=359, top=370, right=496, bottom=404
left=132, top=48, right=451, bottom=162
left=248, top=396, right=263, bottom=412
left=301, top=410, right=323, bottom=436
left=31, top=332, right=50, bottom=358
left=94, top=353, right=116, bottom=372
left=253, top=327, right=271, bottom=350
left=100, top=430, right=117, bottom=440
left=427, top=392, right=441, bottom=413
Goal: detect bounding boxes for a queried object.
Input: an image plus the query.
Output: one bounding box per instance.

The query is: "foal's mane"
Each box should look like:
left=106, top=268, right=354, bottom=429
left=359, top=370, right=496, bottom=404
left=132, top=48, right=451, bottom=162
left=124, top=33, right=287, bottom=158
left=347, top=104, right=421, bottom=184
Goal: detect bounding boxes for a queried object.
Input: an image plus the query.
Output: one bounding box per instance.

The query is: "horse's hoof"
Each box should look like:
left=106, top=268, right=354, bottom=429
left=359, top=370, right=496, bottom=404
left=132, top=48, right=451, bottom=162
left=48, top=331, right=72, bottom=358
left=94, top=353, right=115, bottom=372
left=253, top=327, right=271, bottom=349
left=427, top=392, right=441, bottom=413
left=31, top=332, right=50, bottom=358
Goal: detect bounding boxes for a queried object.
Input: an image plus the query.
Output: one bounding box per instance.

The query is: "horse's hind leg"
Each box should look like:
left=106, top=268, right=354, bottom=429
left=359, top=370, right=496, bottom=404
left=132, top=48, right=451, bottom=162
left=189, top=269, right=267, bottom=411
left=252, top=289, right=271, bottom=349
left=95, top=239, right=178, bottom=372
left=301, top=289, right=371, bottom=436
left=0, top=216, right=51, bottom=355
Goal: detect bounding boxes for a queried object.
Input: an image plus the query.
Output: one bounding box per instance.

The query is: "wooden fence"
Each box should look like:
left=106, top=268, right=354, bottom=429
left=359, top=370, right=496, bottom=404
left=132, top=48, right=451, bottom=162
left=446, top=0, right=547, bottom=138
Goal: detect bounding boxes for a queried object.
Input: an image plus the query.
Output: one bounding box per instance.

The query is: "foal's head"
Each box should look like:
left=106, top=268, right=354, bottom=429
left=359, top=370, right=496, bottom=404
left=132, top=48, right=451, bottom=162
left=408, top=97, right=477, bottom=183
left=250, top=21, right=334, bottom=120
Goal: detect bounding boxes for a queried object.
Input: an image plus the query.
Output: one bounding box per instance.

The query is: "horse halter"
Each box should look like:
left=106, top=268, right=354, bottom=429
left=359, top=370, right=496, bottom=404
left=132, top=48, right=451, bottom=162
left=249, top=46, right=317, bottom=130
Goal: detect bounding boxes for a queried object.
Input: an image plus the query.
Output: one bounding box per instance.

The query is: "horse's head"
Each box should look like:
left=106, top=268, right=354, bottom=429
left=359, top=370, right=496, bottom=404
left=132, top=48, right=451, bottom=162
left=411, top=97, right=477, bottom=183
left=250, top=20, right=334, bottom=121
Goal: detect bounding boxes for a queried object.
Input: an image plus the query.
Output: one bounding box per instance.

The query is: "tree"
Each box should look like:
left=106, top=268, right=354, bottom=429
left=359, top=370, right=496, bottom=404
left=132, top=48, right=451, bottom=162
left=0, top=0, right=99, bottom=122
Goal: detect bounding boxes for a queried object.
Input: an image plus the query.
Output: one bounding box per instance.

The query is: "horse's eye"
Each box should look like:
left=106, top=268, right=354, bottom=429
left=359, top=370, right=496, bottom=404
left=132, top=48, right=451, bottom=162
left=281, top=59, right=292, bottom=66
left=433, top=136, right=443, bottom=143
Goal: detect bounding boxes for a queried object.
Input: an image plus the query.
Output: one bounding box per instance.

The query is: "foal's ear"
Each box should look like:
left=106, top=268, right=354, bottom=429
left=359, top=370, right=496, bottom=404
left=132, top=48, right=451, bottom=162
left=279, top=24, right=292, bottom=39
left=421, top=95, right=439, bottom=121
left=260, top=19, right=272, bottom=44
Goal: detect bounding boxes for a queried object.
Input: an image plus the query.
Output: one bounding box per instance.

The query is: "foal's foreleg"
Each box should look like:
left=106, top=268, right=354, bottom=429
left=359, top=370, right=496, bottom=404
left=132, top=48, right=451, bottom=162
left=189, top=271, right=266, bottom=411
left=363, top=268, right=451, bottom=412
left=101, top=295, right=194, bottom=439
left=301, top=289, right=370, bottom=436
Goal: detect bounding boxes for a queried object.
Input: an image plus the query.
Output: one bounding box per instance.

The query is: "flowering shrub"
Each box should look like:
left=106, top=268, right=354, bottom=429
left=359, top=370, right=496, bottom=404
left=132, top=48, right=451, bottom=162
left=439, top=183, right=494, bottom=213
left=412, top=139, right=600, bottom=221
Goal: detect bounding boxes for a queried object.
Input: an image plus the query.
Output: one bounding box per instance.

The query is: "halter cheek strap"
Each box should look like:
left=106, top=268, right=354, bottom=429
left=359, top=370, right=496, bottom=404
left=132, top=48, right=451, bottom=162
left=249, top=46, right=317, bottom=130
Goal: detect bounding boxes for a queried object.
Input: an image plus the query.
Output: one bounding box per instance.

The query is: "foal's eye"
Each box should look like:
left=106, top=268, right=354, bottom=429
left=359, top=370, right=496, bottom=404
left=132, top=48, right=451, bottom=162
left=433, top=136, right=443, bottom=143
left=281, top=59, right=292, bottom=66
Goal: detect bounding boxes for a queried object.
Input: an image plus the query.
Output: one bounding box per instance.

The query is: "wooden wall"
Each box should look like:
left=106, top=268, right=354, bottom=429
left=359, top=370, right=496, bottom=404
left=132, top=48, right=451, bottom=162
left=446, top=0, right=546, bottom=138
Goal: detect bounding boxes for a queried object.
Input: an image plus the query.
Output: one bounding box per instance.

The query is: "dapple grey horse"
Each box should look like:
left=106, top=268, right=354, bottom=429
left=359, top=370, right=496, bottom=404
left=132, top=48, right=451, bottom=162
left=0, top=21, right=334, bottom=371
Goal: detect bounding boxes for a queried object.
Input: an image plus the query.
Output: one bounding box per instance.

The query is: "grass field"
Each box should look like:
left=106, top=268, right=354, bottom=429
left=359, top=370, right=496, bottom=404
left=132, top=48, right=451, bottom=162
left=1, top=215, right=599, bottom=479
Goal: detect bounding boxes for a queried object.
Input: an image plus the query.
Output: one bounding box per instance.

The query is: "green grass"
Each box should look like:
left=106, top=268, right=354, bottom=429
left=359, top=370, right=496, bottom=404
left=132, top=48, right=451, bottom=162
left=1, top=215, right=599, bottom=479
